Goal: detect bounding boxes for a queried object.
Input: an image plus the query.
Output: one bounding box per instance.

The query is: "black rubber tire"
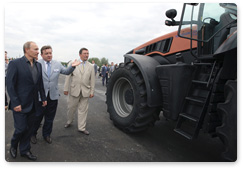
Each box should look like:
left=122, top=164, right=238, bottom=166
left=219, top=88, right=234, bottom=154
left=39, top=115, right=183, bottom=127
left=216, top=80, right=237, bottom=161
left=106, top=62, right=160, bottom=133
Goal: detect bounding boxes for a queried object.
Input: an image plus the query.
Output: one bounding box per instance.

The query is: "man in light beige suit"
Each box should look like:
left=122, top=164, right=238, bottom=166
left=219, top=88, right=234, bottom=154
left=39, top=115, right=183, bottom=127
left=63, top=48, right=95, bottom=135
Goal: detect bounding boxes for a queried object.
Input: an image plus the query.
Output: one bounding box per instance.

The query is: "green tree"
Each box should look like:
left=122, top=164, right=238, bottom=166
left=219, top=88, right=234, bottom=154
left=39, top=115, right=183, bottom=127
left=88, top=57, right=101, bottom=67
left=100, top=57, right=109, bottom=66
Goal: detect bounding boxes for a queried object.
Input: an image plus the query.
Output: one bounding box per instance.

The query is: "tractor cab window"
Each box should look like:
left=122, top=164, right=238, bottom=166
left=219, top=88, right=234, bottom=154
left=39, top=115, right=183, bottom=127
left=178, top=3, right=237, bottom=43
left=201, top=3, right=225, bottom=23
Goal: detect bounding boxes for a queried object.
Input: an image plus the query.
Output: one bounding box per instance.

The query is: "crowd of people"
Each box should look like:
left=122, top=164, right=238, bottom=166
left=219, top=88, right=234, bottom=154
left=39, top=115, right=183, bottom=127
left=5, top=41, right=116, bottom=161
left=97, top=62, right=117, bottom=86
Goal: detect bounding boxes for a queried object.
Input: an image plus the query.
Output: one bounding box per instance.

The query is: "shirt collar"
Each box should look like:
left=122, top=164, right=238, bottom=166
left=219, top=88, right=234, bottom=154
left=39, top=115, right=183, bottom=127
left=24, top=55, right=37, bottom=64
left=45, top=60, right=52, bottom=64
left=80, top=59, right=86, bottom=64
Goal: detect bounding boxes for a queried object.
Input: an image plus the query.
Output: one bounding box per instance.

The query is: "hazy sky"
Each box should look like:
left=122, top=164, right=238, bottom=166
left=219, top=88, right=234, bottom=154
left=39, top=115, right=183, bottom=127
left=5, top=3, right=183, bottom=64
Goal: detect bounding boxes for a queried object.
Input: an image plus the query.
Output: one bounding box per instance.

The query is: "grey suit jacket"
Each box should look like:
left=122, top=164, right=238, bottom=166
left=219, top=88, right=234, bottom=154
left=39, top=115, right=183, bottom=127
left=38, top=59, right=75, bottom=100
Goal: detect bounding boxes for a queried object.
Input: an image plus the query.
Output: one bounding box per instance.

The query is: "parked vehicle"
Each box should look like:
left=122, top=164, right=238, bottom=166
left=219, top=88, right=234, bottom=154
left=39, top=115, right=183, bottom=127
left=106, top=3, right=237, bottom=161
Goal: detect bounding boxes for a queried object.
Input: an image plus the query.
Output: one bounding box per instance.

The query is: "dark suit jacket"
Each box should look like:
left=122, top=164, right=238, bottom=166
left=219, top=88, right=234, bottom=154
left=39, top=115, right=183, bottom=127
left=101, top=66, right=110, bottom=77
left=6, top=56, right=46, bottom=113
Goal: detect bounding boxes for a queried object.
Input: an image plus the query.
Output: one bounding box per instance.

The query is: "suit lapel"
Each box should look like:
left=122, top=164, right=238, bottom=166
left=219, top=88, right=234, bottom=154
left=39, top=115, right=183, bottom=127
left=36, top=62, right=41, bottom=81
left=40, top=59, right=48, bottom=77
left=40, top=59, right=55, bottom=78
left=83, top=62, right=89, bottom=73
left=75, top=60, right=89, bottom=74
left=50, top=61, right=55, bottom=77
left=77, top=63, right=83, bottom=74
left=21, top=56, right=34, bottom=84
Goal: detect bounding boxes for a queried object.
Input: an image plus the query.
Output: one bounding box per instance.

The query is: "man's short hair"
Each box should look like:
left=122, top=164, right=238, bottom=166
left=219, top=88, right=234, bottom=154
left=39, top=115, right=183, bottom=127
left=79, top=47, right=88, bottom=54
left=23, top=41, right=35, bottom=54
left=41, top=45, right=52, bottom=54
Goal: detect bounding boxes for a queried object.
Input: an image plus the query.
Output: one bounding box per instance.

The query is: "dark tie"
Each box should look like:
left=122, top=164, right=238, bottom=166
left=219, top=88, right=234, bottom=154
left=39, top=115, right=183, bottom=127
left=47, top=61, right=51, bottom=78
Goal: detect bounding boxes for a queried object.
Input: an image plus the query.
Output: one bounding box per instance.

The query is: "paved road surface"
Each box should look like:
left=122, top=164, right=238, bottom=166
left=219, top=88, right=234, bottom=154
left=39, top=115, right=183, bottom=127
left=5, top=74, right=226, bottom=162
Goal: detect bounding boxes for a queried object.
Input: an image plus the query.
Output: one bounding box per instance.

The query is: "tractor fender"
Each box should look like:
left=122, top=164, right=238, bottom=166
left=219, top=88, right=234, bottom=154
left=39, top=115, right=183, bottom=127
left=214, top=30, right=237, bottom=56
left=124, top=54, right=163, bottom=107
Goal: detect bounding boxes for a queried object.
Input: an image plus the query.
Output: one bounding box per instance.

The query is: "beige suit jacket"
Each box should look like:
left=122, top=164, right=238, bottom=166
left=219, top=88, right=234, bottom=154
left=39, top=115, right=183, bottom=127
left=64, top=61, right=95, bottom=98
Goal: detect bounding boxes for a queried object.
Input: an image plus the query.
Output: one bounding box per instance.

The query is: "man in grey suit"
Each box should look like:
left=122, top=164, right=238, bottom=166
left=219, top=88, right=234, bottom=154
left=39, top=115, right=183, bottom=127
left=31, top=45, right=81, bottom=144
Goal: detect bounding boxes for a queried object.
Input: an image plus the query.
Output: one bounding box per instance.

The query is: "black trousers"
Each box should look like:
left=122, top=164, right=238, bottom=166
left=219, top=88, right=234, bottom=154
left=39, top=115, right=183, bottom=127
left=5, top=77, right=8, bottom=106
left=5, top=92, right=8, bottom=106
left=11, top=105, right=35, bottom=155
left=102, top=74, right=108, bottom=86
left=32, top=93, right=58, bottom=137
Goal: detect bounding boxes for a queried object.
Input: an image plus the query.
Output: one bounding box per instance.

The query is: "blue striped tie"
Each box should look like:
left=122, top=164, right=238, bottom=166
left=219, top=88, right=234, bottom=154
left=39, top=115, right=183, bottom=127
left=47, top=61, right=51, bottom=78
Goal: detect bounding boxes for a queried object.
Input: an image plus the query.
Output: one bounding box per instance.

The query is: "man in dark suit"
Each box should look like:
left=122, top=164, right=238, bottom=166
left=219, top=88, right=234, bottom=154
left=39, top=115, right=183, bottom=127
left=6, top=41, right=47, bottom=161
left=101, top=64, right=109, bottom=86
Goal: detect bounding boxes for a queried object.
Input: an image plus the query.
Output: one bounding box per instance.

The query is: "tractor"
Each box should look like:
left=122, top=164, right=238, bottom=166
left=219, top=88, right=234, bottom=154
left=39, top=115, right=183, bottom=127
left=106, top=3, right=237, bottom=161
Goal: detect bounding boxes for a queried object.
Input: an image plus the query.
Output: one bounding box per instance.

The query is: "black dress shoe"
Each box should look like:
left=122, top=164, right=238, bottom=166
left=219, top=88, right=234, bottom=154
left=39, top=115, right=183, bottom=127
left=31, top=135, right=37, bottom=144
left=44, top=136, right=52, bottom=144
left=21, top=151, right=37, bottom=161
left=10, top=147, right=17, bottom=158
left=79, top=130, right=90, bottom=135
left=64, top=123, right=71, bottom=128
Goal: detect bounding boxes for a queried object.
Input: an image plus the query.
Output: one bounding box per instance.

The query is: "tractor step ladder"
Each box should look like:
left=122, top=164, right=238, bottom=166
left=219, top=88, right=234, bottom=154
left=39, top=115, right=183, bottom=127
left=174, top=61, right=217, bottom=140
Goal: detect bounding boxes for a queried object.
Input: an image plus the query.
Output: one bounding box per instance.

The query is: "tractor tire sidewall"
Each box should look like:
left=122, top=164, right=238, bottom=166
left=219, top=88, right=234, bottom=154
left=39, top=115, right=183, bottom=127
left=107, top=64, right=142, bottom=128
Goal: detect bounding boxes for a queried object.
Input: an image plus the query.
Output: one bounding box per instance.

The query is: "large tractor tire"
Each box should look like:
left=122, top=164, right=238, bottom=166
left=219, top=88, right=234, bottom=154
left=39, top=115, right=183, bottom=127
left=106, top=62, right=160, bottom=133
left=216, top=80, right=237, bottom=161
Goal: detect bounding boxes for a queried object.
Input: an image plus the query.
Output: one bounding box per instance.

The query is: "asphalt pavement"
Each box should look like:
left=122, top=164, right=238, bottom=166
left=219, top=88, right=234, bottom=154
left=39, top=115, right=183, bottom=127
left=5, top=74, right=226, bottom=162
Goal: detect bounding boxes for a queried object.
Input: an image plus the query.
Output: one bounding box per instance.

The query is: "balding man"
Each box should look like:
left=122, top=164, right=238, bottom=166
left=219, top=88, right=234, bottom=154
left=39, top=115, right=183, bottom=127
left=6, top=41, right=47, bottom=161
